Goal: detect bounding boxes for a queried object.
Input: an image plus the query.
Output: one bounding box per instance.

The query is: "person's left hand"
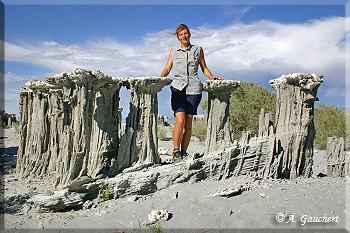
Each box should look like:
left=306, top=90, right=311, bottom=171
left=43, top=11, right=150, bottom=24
left=212, top=76, right=223, bottom=80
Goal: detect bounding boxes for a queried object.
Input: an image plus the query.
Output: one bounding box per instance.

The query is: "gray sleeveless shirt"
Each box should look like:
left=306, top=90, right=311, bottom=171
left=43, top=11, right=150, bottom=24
left=171, top=44, right=202, bottom=95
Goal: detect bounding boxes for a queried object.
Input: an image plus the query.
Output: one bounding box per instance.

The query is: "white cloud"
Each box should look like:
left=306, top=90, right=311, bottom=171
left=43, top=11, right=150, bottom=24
left=5, top=17, right=348, bottom=79
left=326, top=87, right=345, bottom=97
left=4, top=16, right=349, bottom=114
left=4, top=72, right=32, bottom=83
left=5, top=88, right=21, bottom=101
left=194, top=17, right=347, bottom=80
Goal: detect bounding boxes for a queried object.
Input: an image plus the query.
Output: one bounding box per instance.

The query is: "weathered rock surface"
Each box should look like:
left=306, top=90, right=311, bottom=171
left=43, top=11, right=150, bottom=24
left=326, top=137, right=348, bottom=177
left=17, top=69, right=124, bottom=187
left=158, top=114, right=169, bottom=126
left=146, top=209, right=170, bottom=224
left=193, top=114, right=206, bottom=122
left=27, top=189, right=86, bottom=212
left=264, top=73, right=323, bottom=178
left=115, top=77, right=172, bottom=174
left=16, top=71, right=326, bottom=212
left=0, top=193, right=30, bottom=214
left=203, top=80, right=241, bottom=155
left=27, top=135, right=276, bottom=212
left=234, top=131, right=270, bottom=177
left=258, top=108, right=274, bottom=138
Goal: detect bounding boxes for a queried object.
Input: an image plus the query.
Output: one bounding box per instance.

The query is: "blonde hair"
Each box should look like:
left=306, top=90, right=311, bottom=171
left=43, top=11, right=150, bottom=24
left=173, top=24, right=190, bottom=36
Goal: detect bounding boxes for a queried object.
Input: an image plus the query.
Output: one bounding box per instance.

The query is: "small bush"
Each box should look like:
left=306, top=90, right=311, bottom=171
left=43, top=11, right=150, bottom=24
left=314, top=103, right=347, bottom=149
left=191, top=120, right=207, bottom=141
left=0, top=117, right=6, bottom=128
left=131, top=215, right=163, bottom=233
left=157, top=126, right=167, bottom=141
left=200, top=81, right=276, bottom=141
left=200, top=95, right=208, bottom=114
left=13, top=122, right=20, bottom=134
left=98, top=182, right=113, bottom=201
left=229, top=81, right=276, bottom=141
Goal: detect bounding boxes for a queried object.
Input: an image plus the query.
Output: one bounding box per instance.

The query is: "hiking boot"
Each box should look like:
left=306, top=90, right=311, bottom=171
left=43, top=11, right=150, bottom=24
left=181, top=150, right=189, bottom=159
left=172, top=149, right=182, bottom=162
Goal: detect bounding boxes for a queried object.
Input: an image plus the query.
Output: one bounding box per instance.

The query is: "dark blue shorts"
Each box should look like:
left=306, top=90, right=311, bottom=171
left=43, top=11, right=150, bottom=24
left=170, top=86, right=202, bottom=115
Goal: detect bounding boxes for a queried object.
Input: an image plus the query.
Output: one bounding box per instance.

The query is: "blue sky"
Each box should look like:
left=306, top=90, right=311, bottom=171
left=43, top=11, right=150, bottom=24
left=2, top=1, right=349, bottom=119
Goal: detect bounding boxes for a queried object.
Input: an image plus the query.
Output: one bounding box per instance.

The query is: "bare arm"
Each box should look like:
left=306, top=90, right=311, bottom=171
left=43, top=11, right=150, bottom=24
left=199, top=47, right=223, bottom=80
left=160, top=50, right=173, bottom=77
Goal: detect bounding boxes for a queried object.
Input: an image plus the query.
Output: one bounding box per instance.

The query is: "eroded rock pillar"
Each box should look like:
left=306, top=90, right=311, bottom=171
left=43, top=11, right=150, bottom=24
left=264, top=73, right=323, bottom=178
left=115, top=77, right=172, bottom=173
left=203, top=80, right=241, bottom=155
left=17, top=69, right=123, bottom=186
left=326, top=137, right=348, bottom=177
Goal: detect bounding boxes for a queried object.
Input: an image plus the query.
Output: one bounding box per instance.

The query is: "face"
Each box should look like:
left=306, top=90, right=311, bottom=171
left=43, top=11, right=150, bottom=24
left=177, top=29, right=191, bottom=45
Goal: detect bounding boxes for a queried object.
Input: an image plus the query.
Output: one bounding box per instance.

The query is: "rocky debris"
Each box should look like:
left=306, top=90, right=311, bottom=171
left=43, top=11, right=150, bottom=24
left=264, top=73, right=323, bottom=179
left=122, top=162, right=155, bottom=174
left=208, top=187, right=243, bottom=197
left=202, top=80, right=241, bottom=155
left=115, top=77, right=172, bottom=174
left=0, top=110, right=17, bottom=128
left=326, top=137, right=348, bottom=177
left=13, top=140, right=338, bottom=213
left=234, top=131, right=269, bottom=177
left=171, top=191, right=179, bottom=199
left=27, top=189, right=86, bottom=212
left=258, top=108, right=274, bottom=138
left=159, top=154, right=174, bottom=164
left=17, top=69, right=124, bottom=187
left=193, top=114, right=206, bottom=122
left=158, top=147, right=169, bottom=156
left=22, top=145, right=237, bottom=212
left=146, top=209, right=170, bottom=224
left=0, top=193, right=30, bottom=214
left=127, top=195, right=139, bottom=202
left=64, top=176, right=95, bottom=192
left=82, top=200, right=93, bottom=209
left=258, top=192, right=268, bottom=198
left=158, top=114, right=169, bottom=126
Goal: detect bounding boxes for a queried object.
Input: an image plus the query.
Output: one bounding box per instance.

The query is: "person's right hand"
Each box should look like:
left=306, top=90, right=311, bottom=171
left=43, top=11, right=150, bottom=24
left=212, top=76, right=223, bottom=80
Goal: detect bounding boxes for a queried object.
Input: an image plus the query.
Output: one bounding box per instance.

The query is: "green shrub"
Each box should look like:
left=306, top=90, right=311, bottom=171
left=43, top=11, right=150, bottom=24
left=0, top=117, right=6, bottom=128
left=191, top=120, right=207, bottom=141
left=13, top=122, right=20, bottom=134
left=157, top=126, right=167, bottom=141
left=98, top=182, right=113, bottom=201
left=314, top=103, right=347, bottom=149
left=200, top=81, right=276, bottom=141
left=229, top=81, right=276, bottom=141
left=200, top=95, right=208, bottom=114
left=131, top=215, right=163, bottom=233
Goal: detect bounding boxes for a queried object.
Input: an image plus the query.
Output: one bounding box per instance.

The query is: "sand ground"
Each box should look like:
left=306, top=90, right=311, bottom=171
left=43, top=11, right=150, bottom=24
left=0, top=128, right=349, bottom=233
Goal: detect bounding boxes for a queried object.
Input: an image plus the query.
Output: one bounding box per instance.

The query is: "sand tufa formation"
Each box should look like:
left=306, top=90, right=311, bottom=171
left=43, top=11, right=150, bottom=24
left=115, top=77, right=172, bottom=174
left=16, top=70, right=344, bottom=211
left=326, top=136, right=348, bottom=177
left=203, top=80, right=241, bottom=155
left=17, top=69, right=171, bottom=187
left=264, top=73, right=323, bottom=178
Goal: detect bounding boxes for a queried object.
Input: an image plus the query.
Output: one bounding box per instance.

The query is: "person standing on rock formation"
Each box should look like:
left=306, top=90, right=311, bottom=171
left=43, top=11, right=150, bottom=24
left=160, top=23, right=223, bottom=161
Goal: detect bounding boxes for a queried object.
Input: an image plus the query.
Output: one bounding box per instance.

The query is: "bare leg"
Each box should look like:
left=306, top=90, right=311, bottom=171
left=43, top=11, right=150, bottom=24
left=181, top=114, right=193, bottom=151
left=173, top=112, right=185, bottom=150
